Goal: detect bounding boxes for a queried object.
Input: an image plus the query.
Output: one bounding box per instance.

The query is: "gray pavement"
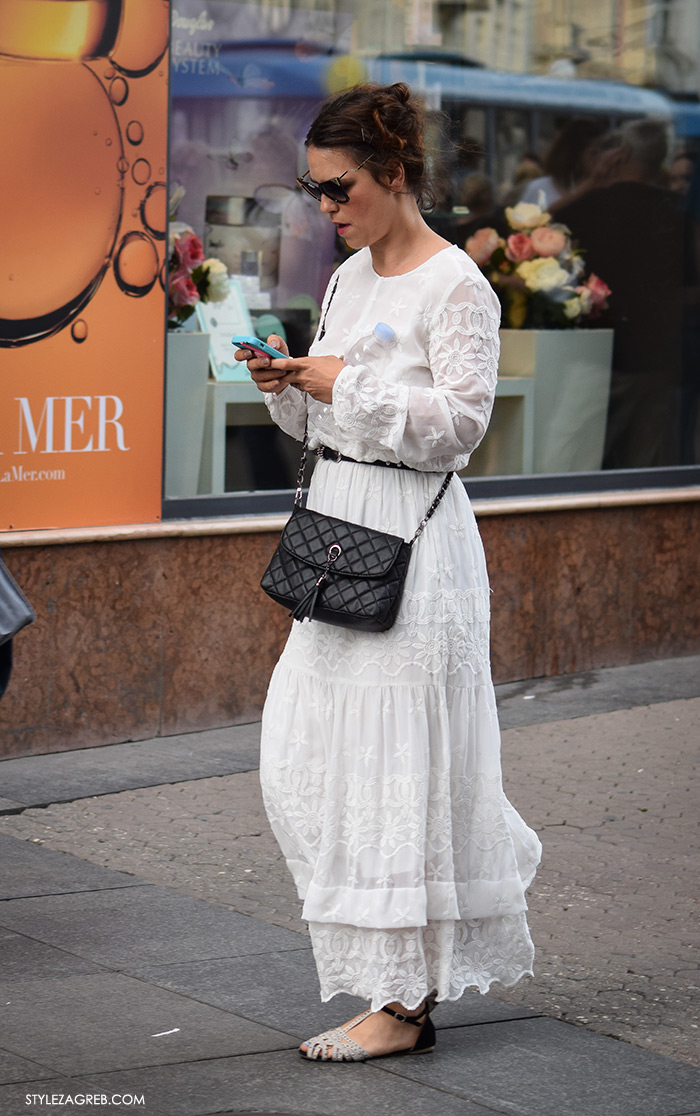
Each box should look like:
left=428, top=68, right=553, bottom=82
left=0, top=655, right=699, bottom=1116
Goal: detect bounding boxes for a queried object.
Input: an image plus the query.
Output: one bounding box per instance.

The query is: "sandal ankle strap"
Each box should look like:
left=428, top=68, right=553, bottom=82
left=380, top=1004, right=426, bottom=1026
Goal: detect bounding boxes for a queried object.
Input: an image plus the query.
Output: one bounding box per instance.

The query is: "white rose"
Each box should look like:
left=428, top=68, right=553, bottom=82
left=168, top=184, right=186, bottom=220
left=563, top=296, right=582, bottom=320
left=201, top=258, right=229, bottom=302
left=516, top=257, right=569, bottom=292
left=168, top=220, right=194, bottom=255
left=577, top=287, right=594, bottom=315
left=505, top=202, right=551, bottom=231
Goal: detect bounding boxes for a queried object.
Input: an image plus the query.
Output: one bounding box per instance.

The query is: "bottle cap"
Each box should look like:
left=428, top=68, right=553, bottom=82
left=373, top=321, right=395, bottom=343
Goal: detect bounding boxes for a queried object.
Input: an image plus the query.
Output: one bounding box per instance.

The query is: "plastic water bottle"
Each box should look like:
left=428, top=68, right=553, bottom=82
left=353, top=321, right=396, bottom=364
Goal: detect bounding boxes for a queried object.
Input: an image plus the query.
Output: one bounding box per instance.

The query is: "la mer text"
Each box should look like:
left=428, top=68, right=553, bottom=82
left=2, top=396, right=129, bottom=455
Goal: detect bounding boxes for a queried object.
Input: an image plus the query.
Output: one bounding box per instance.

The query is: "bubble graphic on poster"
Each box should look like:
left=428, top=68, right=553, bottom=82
left=0, top=0, right=170, bottom=532
left=132, top=158, right=151, bottom=186
left=141, top=183, right=167, bottom=240
left=126, top=120, right=144, bottom=146
left=114, top=231, right=159, bottom=296
left=0, top=60, right=124, bottom=347
left=0, top=0, right=123, bottom=62
left=109, top=75, right=129, bottom=105
left=110, top=0, right=170, bottom=78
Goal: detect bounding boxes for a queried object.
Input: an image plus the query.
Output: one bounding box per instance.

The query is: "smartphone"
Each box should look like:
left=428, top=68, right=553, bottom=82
left=232, top=335, right=282, bottom=361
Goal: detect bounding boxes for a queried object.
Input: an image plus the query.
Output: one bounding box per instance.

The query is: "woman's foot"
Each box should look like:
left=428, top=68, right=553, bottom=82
left=300, top=999, right=435, bottom=1061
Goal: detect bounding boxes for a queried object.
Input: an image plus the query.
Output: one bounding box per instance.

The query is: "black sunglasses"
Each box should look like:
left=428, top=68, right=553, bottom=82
left=296, top=155, right=372, bottom=204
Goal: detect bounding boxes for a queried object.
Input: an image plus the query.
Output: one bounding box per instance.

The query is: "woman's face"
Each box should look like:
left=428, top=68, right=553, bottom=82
left=305, top=145, right=401, bottom=251
left=669, top=155, right=694, bottom=196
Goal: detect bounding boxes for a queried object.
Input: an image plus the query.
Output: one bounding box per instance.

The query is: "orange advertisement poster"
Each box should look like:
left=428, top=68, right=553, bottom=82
left=0, top=0, right=170, bottom=530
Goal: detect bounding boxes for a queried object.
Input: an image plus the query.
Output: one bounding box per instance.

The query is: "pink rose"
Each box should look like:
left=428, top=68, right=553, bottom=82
left=529, top=226, right=568, bottom=257
left=465, top=227, right=501, bottom=266
left=174, top=231, right=205, bottom=272
left=584, top=273, right=612, bottom=308
left=169, top=270, right=199, bottom=309
left=505, top=232, right=535, bottom=262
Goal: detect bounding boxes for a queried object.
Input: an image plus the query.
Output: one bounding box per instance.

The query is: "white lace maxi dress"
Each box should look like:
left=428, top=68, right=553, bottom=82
left=260, top=244, right=542, bottom=1012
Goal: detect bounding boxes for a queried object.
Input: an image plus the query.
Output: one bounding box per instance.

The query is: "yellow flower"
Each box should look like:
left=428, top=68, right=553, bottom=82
left=201, top=258, right=229, bottom=302
left=505, top=202, right=552, bottom=231
left=516, top=257, right=569, bottom=292
left=563, top=296, right=582, bottom=320
left=506, top=289, right=529, bottom=328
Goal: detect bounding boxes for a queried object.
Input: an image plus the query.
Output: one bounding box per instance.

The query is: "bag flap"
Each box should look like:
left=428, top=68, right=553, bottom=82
left=280, top=506, right=407, bottom=578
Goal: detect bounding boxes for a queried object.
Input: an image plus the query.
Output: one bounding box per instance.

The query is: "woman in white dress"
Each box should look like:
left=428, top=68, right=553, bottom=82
left=236, top=82, right=541, bottom=1062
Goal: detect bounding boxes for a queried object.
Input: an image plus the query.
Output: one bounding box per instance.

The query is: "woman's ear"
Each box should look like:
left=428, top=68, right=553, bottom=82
left=379, top=160, right=406, bottom=193
left=388, top=161, right=406, bottom=193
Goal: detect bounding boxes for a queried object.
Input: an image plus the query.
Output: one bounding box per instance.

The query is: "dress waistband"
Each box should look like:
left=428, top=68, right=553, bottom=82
left=316, top=445, right=415, bottom=471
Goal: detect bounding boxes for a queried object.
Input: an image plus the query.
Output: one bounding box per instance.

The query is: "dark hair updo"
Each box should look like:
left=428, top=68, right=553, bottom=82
left=305, top=82, right=435, bottom=210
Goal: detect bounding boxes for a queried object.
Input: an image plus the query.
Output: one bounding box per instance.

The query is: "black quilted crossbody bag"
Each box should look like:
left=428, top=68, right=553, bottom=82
left=261, top=424, right=453, bottom=632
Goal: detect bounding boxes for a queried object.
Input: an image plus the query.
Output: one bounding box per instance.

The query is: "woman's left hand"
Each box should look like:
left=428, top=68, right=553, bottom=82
left=270, top=355, right=346, bottom=404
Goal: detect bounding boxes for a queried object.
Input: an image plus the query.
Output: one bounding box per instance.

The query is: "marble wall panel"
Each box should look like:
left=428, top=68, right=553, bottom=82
left=157, top=533, right=290, bottom=736
left=1, top=500, right=698, bottom=757
left=0, top=542, right=165, bottom=757
left=482, top=503, right=700, bottom=682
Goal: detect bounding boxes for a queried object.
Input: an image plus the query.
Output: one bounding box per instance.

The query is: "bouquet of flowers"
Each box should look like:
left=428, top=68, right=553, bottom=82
left=466, top=202, right=611, bottom=329
left=167, top=219, right=230, bottom=330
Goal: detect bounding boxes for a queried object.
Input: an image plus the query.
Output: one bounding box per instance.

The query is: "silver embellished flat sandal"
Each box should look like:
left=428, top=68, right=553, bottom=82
left=300, top=999, right=437, bottom=1062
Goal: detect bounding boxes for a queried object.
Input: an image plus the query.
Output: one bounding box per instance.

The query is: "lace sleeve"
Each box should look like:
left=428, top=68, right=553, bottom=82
left=332, top=275, right=500, bottom=467
left=264, top=384, right=307, bottom=442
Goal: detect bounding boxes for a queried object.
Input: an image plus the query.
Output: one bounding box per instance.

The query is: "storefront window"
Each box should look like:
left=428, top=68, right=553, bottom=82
left=164, top=0, right=700, bottom=508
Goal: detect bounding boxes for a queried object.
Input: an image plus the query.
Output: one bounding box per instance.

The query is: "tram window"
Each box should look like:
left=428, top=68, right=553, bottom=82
left=494, top=109, right=530, bottom=202
left=535, top=113, right=567, bottom=161
left=440, top=103, right=488, bottom=210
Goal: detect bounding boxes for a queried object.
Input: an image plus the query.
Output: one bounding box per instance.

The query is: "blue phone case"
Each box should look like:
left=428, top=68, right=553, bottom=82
left=232, top=335, right=281, bottom=360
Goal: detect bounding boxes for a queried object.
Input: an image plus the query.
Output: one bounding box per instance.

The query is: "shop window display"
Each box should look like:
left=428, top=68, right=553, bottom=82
left=166, top=0, right=700, bottom=500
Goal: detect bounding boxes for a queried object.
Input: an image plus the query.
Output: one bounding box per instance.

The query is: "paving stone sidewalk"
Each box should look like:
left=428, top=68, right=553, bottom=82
left=1, top=661, right=698, bottom=1071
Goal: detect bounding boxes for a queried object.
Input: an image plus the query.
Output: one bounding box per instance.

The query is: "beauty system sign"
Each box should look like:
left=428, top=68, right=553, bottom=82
left=0, top=1, right=170, bottom=530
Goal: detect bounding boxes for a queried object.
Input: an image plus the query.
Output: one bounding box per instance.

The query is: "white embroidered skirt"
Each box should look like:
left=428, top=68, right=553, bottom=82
left=260, top=459, right=541, bottom=1012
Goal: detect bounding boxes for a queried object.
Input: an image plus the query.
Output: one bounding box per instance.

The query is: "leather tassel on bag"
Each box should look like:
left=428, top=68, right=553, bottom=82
left=290, top=578, right=322, bottom=623
left=290, top=544, right=342, bottom=623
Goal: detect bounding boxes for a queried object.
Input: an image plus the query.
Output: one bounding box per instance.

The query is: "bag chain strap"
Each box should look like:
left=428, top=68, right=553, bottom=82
left=293, top=274, right=339, bottom=504
left=294, top=423, right=310, bottom=507
left=295, top=419, right=453, bottom=541
left=410, top=471, right=454, bottom=544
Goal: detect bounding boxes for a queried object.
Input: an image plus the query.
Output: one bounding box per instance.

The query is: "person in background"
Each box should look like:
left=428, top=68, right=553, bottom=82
left=669, top=149, right=696, bottom=198
left=0, top=548, right=35, bottom=701
left=500, top=151, right=544, bottom=207
left=448, top=137, right=485, bottom=209
left=521, top=117, right=607, bottom=209
left=0, top=640, right=12, bottom=701
left=443, top=171, right=497, bottom=245
left=555, top=119, right=685, bottom=469
left=680, top=152, right=700, bottom=462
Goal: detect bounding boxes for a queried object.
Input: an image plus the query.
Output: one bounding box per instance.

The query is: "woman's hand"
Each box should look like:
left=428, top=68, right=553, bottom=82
left=269, top=355, right=346, bottom=404
left=233, top=334, right=290, bottom=395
